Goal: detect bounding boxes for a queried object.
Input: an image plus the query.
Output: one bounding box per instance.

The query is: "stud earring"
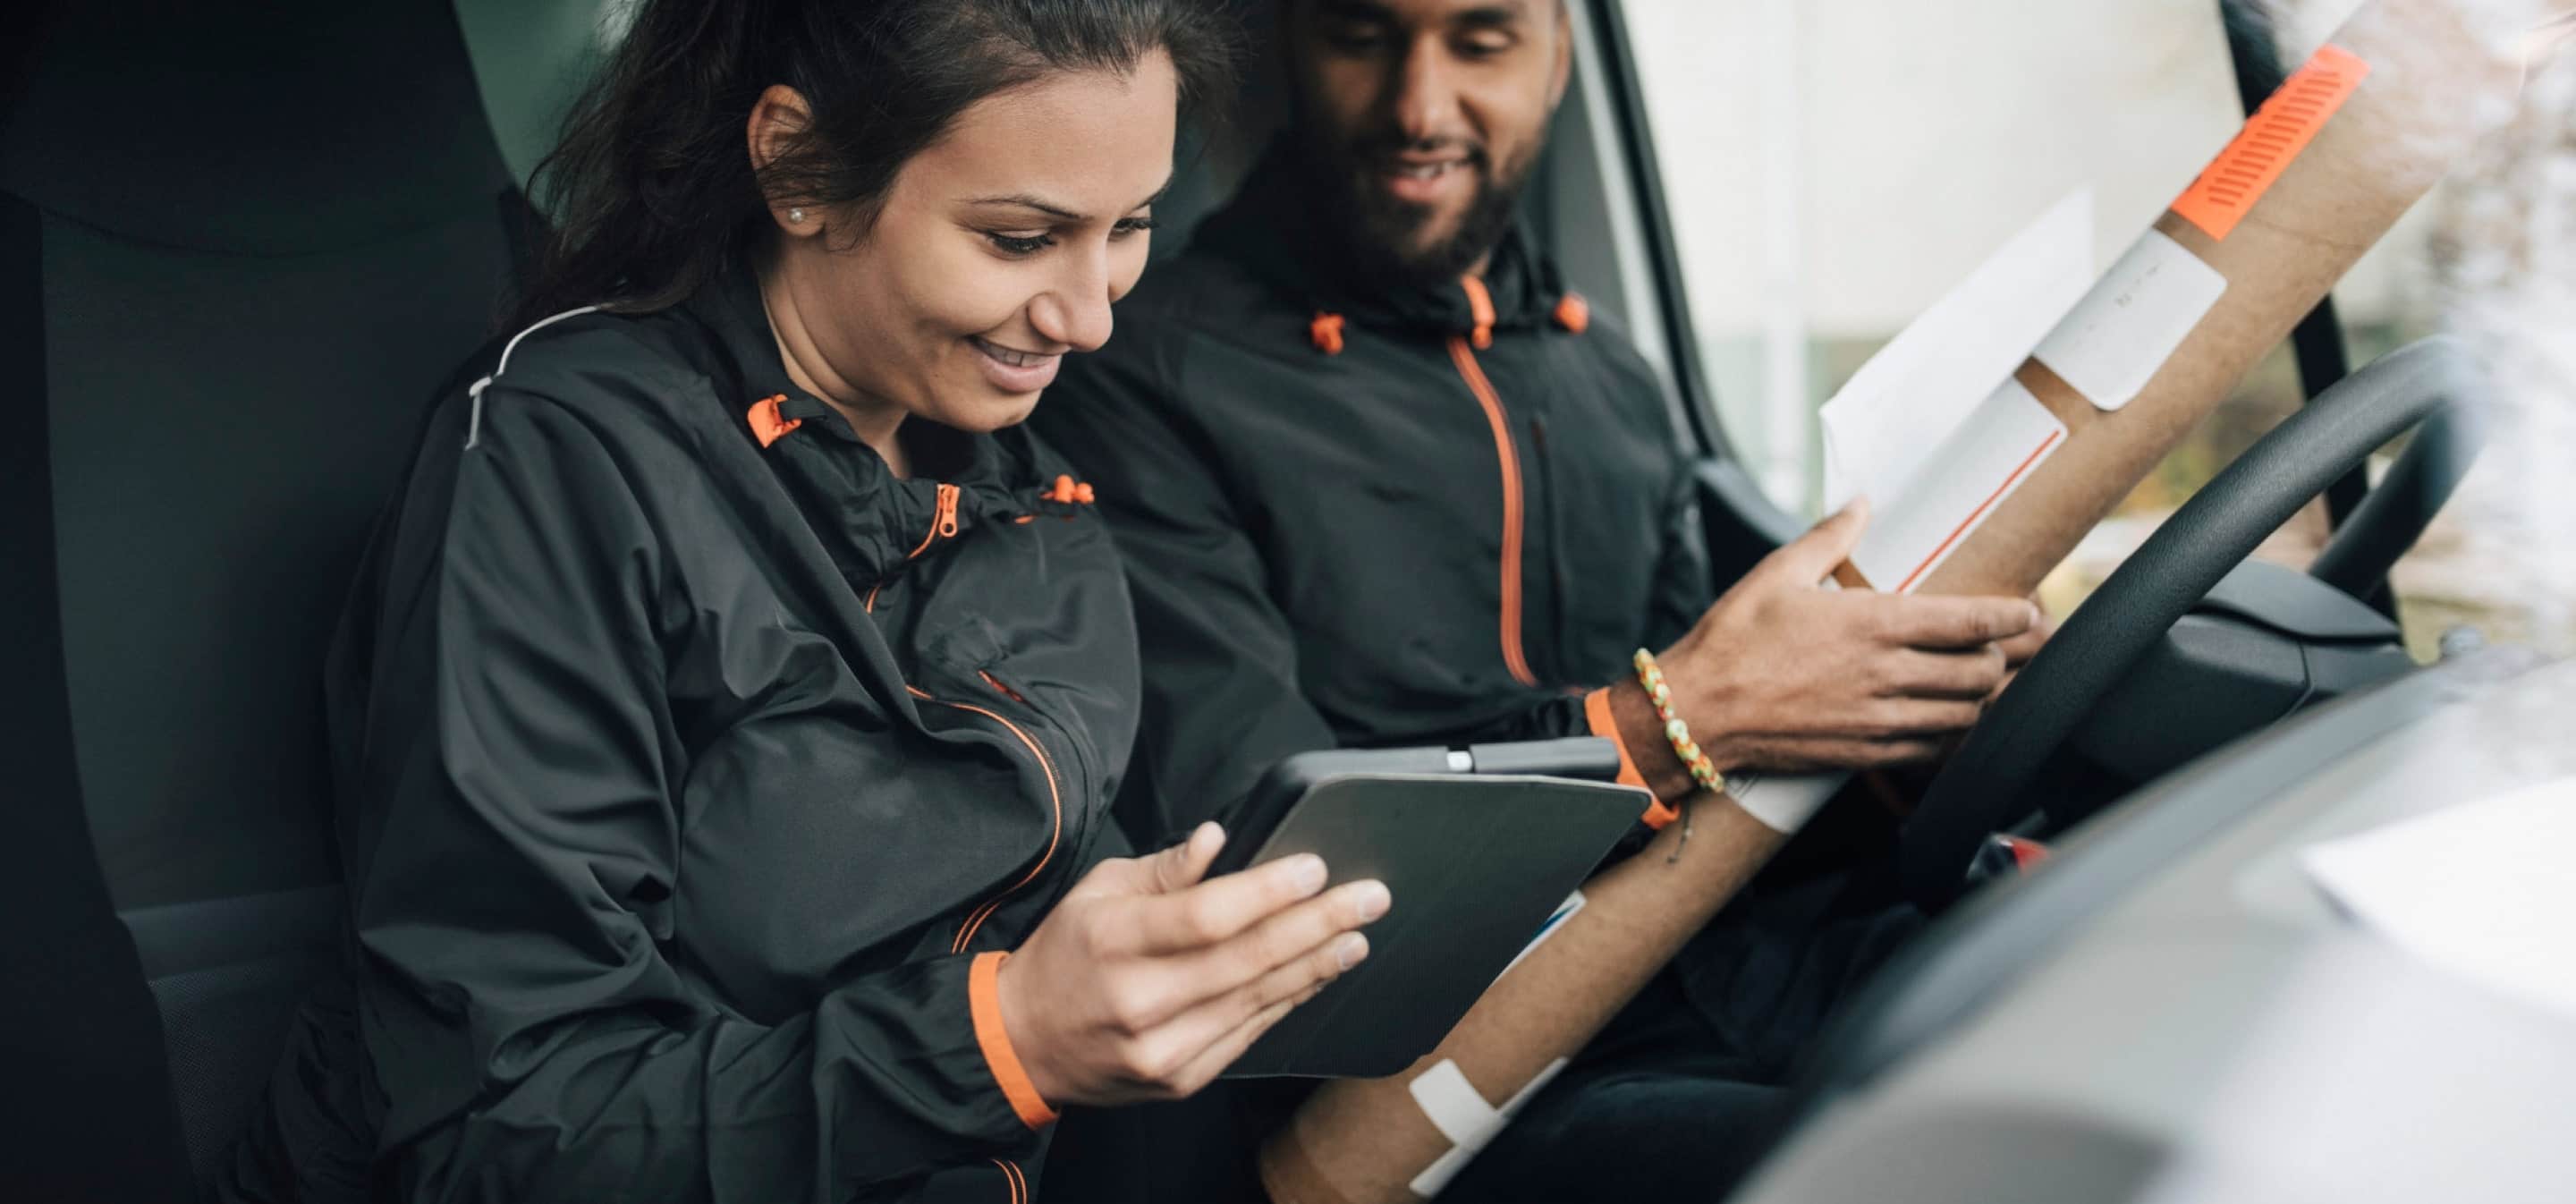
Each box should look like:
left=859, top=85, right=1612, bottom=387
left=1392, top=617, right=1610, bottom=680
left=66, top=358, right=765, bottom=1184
left=788, top=208, right=807, bottom=224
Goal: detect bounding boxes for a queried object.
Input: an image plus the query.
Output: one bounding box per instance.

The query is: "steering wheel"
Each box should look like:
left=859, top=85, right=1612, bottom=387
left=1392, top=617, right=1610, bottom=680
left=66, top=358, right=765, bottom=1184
left=1896, top=337, right=2489, bottom=907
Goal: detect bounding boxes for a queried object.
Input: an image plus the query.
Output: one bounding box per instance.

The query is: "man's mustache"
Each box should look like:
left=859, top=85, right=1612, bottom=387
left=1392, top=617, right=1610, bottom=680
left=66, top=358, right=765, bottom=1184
left=1347, top=135, right=1490, bottom=168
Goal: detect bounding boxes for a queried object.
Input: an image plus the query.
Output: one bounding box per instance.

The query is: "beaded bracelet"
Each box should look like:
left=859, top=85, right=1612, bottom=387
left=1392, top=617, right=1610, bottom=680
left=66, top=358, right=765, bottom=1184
left=1632, top=648, right=1726, bottom=795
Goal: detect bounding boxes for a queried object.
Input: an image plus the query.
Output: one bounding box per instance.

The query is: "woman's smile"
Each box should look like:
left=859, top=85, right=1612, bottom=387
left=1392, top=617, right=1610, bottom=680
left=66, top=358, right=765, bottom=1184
left=969, top=334, right=1063, bottom=394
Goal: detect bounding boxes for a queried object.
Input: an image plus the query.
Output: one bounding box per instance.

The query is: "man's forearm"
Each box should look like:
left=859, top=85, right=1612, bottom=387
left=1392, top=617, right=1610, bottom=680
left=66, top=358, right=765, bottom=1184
left=1262, top=796, right=1790, bottom=1204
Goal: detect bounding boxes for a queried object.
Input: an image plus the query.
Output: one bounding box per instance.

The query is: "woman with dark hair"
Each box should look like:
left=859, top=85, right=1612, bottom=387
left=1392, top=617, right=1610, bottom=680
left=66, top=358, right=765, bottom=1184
left=225, top=3, right=1390, bottom=1200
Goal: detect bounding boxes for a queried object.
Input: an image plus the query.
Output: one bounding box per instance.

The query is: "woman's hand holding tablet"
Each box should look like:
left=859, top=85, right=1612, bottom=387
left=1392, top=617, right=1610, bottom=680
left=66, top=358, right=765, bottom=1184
left=996, top=822, right=1394, bottom=1106
left=1203, top=743, right=1650, bottom=1079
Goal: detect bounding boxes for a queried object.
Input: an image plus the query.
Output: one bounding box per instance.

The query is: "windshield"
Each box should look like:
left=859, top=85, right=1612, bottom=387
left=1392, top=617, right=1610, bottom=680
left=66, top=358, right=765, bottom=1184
left=1617, top=0, right=2484, bottom=655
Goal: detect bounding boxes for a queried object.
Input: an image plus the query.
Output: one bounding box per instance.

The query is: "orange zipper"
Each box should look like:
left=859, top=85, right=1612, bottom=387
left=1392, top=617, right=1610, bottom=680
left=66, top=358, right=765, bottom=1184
left=991, top=1157, right=1027, bottom=1204
left=866, top=482, right=962, bottom=613
left=911, top=684, right=1064, bottom=954
left=979, top=669, right=1028, bottom=703
left=1446, top=326, right=1539, bottom=689
left=924, top=482, right=962, bottom=545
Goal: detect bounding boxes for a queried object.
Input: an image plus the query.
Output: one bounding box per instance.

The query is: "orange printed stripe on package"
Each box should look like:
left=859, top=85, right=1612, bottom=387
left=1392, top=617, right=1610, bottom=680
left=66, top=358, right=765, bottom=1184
left=2171, top=44, right=2371, bottom=241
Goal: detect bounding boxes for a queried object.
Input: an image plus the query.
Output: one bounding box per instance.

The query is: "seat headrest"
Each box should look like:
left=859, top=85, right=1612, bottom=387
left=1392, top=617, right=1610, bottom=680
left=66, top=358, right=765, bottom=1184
left=0, top=0, right=507, bottom=255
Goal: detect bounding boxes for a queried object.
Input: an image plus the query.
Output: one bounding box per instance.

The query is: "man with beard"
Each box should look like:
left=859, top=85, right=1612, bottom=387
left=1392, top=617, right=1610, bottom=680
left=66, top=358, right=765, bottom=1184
left=1033, top=1, right=2044, bottom=1197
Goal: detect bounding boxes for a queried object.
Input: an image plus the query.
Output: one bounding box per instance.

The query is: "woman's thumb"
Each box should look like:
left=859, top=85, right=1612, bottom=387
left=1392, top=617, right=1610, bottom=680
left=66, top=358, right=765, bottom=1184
left=1146, top=821, right=1225, bottom=895
left=1068, top=821, right=1225, bottom=901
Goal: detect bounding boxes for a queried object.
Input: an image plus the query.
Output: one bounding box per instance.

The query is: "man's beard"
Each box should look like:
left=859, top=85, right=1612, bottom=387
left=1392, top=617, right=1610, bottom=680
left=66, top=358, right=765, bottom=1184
left=1297, top=132, right=1534, bottom=288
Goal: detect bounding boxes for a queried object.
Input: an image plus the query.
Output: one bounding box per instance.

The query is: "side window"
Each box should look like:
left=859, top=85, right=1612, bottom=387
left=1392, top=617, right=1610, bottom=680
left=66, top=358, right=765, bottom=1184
left=1616, top=0, right=2471, bottom=648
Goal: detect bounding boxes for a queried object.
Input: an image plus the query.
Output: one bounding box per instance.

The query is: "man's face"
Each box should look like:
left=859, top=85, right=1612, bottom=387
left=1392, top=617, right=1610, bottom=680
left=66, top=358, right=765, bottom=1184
left=1285, top=0, right=1571, bottom=283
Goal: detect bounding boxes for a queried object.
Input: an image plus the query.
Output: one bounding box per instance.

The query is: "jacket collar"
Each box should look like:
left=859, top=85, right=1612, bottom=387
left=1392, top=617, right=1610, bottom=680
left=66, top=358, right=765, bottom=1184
left=681, top=259, right=1074, bottom=592
left=1190, top=140, right=1571, bottom=343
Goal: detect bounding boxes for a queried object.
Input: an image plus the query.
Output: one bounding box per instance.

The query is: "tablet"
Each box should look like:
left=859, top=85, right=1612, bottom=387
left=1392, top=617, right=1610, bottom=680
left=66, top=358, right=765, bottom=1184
left=1213, top=738, right=1648, bottom=1079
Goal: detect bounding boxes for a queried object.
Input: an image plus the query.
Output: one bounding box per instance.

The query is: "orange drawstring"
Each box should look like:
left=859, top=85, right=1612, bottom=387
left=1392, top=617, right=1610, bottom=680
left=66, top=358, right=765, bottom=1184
left=745, top=394, right=800, bottom=447
left=1309, top=311, right=1346, bottom=355
left=1044, top=474, right=1097, bottom=506
left=1458, top=276, right=1496, bottom=350
left=1310, top=291, right=1580, bottom=357
left=1554, top=293, right=1590, bottom=335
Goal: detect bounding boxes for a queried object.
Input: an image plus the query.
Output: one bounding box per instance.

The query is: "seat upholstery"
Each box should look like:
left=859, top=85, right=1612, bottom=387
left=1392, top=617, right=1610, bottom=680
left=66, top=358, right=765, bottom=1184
left=0, top=0, right=521, bottom=1185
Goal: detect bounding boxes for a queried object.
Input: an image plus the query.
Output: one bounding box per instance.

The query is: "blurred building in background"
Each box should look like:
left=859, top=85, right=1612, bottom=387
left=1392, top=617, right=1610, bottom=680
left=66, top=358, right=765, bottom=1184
left=1623, top=0, right=2563, bottom=656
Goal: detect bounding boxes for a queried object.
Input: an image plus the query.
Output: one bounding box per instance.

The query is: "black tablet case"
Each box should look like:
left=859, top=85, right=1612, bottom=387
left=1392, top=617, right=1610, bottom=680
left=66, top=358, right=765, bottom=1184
left=1218, top=772, right=1645, bottom=1079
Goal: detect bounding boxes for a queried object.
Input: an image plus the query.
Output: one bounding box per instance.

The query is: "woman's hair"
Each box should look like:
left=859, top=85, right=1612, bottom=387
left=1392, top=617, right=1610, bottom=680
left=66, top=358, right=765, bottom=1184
left=511, top=0, right=1235, bottom=327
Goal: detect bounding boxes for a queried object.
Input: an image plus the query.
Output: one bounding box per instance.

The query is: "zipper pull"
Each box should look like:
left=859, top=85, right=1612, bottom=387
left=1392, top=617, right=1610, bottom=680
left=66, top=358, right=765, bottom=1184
left=933, top=481, right=960, bottom=539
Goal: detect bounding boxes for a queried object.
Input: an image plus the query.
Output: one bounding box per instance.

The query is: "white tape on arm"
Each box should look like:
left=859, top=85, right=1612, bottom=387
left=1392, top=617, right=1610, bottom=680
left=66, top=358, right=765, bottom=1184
left=1726, top=771, right=1846, bottom=835
left=1406, top=1057, right=1571, bottom=1199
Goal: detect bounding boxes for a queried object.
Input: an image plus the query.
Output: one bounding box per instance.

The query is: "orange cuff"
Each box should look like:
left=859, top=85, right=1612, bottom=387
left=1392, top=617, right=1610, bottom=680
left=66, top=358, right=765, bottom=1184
left=969, top=951, right=1058, bottom=1129
left=1586, top=687, right=1679, bottom=829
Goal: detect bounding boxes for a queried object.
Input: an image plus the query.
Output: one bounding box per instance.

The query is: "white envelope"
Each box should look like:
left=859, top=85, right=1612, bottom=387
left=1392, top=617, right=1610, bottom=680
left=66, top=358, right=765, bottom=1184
left=1820, top=189, right=2097, bottom=591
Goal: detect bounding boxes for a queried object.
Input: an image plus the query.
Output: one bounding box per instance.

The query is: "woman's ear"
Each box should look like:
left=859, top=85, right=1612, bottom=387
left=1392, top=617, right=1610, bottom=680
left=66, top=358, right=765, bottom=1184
left=748, top=84, right=824, bottom=238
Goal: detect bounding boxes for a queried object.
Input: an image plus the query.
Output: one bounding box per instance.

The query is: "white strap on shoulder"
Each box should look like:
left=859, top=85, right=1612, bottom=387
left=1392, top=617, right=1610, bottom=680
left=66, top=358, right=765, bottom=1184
left=463, top=305, right=603, bottom=449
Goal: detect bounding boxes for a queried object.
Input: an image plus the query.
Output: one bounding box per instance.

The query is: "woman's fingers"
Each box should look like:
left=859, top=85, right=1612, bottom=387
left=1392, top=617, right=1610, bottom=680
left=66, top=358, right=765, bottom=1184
left=1148, top=923, right=1373, bottom=1093
left=1113, top=876, right=1386, bottom=1032
left=1226, top=918, right=1373, bottom=1020
left=1187, top=878, right=1386, bottom=996
left=1148, top=820, right=1227, bottom=894
left=1185, top=886, right=1380, bottom=1041
left=1115, top=852, right=1333, bottom=956
left=1165, top=973, right=1339, bottom=1096
left=1064, top=820, right=1225, bottom=903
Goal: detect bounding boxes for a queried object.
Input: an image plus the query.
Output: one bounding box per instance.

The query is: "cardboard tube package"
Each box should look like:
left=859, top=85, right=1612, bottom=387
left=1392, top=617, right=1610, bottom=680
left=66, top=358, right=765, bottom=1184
left=1260, top=3, right=2543, bottom=1201
left=1898, top=0, right=2535, bottom=598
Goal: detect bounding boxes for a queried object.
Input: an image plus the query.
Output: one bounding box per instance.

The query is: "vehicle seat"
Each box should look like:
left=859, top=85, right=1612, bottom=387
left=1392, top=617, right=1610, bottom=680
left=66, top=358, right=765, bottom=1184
left=0, top=0, right=522, bottom=1187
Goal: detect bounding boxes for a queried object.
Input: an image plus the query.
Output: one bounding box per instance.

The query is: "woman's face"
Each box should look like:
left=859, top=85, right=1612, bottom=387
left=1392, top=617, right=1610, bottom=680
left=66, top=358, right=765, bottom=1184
left=761, top=53, right=1179, bottom=436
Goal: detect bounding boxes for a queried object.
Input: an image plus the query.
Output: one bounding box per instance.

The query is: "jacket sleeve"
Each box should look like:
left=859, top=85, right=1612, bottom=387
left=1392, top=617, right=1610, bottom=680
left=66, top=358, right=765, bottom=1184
left=347, top=389, right=1047, bottom=1204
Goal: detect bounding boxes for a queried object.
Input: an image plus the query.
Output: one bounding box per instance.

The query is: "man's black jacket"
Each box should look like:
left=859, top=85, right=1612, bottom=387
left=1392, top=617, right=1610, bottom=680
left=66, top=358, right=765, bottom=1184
left=1035, top=149, right=1712, bottom=844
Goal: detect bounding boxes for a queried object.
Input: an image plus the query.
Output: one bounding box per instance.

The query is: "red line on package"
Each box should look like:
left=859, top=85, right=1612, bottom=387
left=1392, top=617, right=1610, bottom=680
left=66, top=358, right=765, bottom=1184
left=1896, top=429, right=2064, bottom=594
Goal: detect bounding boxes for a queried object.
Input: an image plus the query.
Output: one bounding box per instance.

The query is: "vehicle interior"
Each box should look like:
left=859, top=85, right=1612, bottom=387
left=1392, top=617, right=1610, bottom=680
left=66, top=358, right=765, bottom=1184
left=4, top=0, right=2560, bottom=1200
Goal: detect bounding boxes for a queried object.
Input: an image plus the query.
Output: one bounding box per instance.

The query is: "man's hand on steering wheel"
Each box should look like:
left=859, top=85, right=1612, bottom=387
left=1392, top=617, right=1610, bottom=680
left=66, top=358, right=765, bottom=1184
left=1994, top=602, right=2058, bottom=697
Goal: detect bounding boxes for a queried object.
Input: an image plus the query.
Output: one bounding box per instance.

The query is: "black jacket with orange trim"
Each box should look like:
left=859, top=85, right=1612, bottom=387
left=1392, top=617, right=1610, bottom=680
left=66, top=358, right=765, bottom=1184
left=244, top=262, right=1136, bottom=1204
left=1033, top=147, right=1712, bottom=848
